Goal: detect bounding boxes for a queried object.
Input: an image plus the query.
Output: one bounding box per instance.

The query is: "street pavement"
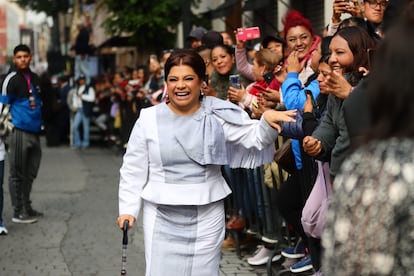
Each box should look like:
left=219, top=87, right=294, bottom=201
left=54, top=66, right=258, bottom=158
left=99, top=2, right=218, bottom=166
left=0, top=139, right=274, bottom=276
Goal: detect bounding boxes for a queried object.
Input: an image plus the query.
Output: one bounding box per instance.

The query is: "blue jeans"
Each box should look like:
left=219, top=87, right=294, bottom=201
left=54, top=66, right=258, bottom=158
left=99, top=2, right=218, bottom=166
left=73, top=109, right=91, bottom=148
left=0, top=160, right=4, bottom=222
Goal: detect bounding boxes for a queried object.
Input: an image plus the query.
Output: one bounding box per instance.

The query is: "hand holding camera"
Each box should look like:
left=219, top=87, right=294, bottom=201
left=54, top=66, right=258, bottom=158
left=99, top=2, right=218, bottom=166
left=236, top=27, right=261, bottom=42
left=332, top=0, right=361, bottom=22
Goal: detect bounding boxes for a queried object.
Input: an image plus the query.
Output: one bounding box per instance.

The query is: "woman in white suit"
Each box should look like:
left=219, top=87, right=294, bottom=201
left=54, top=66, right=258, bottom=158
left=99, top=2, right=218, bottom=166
left=117, top=49, right=296, bottom=276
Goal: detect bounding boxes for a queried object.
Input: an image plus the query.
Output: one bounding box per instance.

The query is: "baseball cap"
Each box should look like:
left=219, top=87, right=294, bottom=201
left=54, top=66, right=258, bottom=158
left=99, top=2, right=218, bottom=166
left=245, top=41, right=261, bottom=51
left=77, top=74, right=86, bottom=81
left=187, top=27, right=207, bottom=41
left=201, top=30, right=224, bottom=49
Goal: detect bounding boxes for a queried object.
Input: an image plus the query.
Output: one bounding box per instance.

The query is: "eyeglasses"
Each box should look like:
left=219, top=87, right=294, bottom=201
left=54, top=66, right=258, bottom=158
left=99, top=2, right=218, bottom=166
left=365, top=0, right=388, bottom=9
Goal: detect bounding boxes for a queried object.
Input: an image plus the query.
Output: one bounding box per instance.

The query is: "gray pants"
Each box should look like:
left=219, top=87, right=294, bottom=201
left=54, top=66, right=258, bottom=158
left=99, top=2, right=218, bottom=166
left=8, top=128, right=42, bottom=213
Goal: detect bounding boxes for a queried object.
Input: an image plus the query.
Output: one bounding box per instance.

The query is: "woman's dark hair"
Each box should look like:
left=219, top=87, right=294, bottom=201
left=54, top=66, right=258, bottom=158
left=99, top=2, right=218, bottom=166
left=367, top=3, right=414, bottom=140
left=339, top=16, right=370, bottom=32
left=210, top=44, right=235, bottom=58
left=333, top=26, right=377, bottom=73
left=338, top=16, right=379, bottom=41
left=164, top=49, right=206, bottom=82
left=320, top=35, right=333, bottom=64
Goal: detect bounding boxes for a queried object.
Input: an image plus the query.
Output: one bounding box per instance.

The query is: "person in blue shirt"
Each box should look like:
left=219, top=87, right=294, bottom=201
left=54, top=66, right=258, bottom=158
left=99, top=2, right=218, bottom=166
left=1, top=44, right=44, bottom=224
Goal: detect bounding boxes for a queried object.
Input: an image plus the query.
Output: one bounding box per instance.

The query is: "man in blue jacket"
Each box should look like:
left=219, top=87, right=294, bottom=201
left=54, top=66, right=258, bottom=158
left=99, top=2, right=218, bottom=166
left=1, top=44, right=43, bottom=224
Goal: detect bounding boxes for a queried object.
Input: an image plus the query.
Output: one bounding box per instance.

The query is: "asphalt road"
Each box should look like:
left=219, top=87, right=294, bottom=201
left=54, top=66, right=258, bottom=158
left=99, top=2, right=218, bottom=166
left=0, top=139, right=271, bottom=276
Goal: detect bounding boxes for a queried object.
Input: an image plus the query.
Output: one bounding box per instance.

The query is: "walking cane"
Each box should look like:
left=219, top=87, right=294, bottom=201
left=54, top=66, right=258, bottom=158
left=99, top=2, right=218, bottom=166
left=121, top=220, right=129, bottom=276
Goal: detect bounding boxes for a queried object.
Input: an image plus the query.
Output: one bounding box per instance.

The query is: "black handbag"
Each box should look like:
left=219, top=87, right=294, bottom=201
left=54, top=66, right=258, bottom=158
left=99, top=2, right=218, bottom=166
left=274, top=139, right=297, bottom=174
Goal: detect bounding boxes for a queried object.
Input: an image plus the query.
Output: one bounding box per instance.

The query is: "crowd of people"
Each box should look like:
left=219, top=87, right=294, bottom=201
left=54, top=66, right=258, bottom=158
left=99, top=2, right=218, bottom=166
left=0, top=0, right=413, bottom=275
left=117, top=0, right=414, bottom=275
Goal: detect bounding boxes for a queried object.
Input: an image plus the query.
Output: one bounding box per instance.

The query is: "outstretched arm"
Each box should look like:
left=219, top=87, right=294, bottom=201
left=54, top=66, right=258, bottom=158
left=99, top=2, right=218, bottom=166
left=263, top=109, right=297, bottom=133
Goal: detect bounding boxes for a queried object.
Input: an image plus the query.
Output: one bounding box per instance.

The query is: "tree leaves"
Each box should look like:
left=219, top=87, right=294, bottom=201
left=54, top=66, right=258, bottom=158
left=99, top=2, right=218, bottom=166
left=13, top=0, right=70, bottom=16
left=102, top=0, right=182, bottom=51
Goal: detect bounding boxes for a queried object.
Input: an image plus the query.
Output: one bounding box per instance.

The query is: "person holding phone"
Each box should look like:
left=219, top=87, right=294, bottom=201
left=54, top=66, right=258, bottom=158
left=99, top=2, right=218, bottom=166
left=209, top=44, right=250, bottom=101
left=235, top=30, right=286, bottom=83
left=330, top=0, right=363, bottom=31
left=323, top=4, right=414, bottom=274
left=227, top=48, right=283, bottom=117
left=328, top=0, right=388, bottom=38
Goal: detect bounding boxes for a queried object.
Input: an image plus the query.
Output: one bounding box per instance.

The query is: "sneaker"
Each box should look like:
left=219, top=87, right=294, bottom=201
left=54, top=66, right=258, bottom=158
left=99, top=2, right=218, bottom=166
left=290, top=255, right=313, bottom=273
left=12, top=212, right=37, bottom=224
left=245, top=228, right=258, bottom=235
left=0, top=222, right=8, bottom=235
left=247, top=245, right=281, bottom=266
left=261, top=234, right=278, bottom=244
left=281, top=239, right=306, bottom=259
left=27, top=208, right=44, bottom=217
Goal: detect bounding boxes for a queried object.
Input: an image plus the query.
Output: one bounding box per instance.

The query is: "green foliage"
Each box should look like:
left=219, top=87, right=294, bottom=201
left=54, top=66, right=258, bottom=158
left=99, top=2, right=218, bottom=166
left=102, top=0, right=182, bottom=52
left=12, top=0, right=70, bottom=16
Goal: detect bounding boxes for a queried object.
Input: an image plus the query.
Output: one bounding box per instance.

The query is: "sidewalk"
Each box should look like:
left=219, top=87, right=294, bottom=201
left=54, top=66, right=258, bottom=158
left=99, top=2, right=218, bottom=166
left=0, top=140, right=272, bottom=276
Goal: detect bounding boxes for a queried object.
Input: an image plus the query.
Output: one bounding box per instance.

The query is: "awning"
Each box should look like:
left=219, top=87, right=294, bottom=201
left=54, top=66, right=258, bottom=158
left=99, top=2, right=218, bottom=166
left=242, top=0, right=271, bottom=11
left=202, top=0, right=239, bottom=19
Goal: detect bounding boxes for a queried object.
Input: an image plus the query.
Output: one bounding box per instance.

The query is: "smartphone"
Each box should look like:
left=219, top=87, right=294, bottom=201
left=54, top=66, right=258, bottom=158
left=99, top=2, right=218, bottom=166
left=236, top=27, right=261, bottom=41
left=305, top=89, right=317, bottom=108
left=262, top=71, right=275, bottom=85
left=229, top=74, right=241, bottom=89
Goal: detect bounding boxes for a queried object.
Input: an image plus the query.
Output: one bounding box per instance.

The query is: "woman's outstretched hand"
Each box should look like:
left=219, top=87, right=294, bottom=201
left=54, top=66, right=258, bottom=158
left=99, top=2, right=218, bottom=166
left=263, top=109, right=297, bottom=132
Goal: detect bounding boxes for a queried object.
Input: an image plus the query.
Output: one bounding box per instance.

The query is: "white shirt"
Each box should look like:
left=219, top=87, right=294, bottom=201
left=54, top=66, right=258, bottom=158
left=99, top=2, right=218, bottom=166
left=119, top=96, right=279, bottom=218
left=72, top=84, right=95, bottom=109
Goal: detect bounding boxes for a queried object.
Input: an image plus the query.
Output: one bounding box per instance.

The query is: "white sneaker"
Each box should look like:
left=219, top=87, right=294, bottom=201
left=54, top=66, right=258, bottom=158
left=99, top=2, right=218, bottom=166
left=247, top=245, right=281, bottom=266
left=0, top=223, right=8, bottom=235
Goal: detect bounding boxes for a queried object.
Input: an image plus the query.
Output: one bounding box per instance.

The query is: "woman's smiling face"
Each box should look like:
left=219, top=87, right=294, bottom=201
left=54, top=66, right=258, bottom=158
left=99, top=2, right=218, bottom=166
left=166, top=64, right=202, bottom=115
left=211, top=46, right=235, bottom=75
left=285, top=26, right=313, bottom=60
left=329, top=35, right=354, bottom=74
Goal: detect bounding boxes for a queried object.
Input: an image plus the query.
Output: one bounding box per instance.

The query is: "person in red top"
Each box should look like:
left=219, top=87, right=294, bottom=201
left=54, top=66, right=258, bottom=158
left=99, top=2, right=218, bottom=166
left=227, top=48, right=283, bottom=118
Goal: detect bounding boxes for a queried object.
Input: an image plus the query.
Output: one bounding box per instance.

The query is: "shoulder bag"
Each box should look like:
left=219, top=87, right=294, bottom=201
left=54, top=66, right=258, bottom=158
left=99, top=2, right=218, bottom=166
left=274, top=138, right=297, bottom=174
